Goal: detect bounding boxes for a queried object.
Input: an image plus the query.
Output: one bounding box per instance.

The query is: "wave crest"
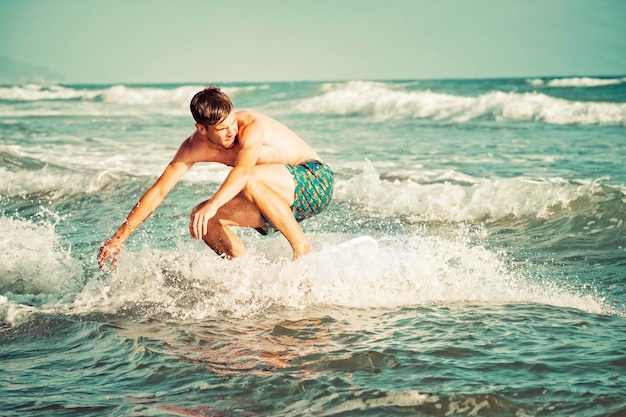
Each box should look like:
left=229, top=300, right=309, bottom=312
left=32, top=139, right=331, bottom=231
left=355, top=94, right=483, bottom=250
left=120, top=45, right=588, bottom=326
left=0, top=83, right=268, bottom=104
left=292, top=81, right=626, bottom=126
left=528, top=77, right=626, bottom=88
left=336, top=161, right=624, bottom=223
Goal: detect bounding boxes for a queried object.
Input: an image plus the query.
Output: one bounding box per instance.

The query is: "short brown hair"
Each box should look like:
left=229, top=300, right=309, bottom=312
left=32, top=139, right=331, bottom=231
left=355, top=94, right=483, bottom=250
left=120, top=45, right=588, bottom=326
left=190, top=86, right=233, bottom=126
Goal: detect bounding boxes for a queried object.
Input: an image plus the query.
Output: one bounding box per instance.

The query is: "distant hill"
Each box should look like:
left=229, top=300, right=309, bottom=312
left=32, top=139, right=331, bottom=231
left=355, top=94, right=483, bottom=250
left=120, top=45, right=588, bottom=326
left=0, top=56, right=64, bottom=84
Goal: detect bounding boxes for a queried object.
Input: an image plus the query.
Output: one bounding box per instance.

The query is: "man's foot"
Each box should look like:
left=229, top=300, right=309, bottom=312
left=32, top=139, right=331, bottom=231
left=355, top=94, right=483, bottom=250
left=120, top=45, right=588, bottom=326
left=292, top=242, right=314, bottom=260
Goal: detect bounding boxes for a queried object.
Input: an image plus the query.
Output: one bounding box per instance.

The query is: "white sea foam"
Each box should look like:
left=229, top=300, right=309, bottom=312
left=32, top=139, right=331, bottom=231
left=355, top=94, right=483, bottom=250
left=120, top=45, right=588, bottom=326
left=0, top=83, right=269, bottom=103
left=62, top=231, right=608, bottom=321
left=0, top=83, right=271, bottom=117
left=292, top=81, right=626, bottom=126
left=3, top=81, right=624, bottom=125
left=99, top=85, right=200, bottom=105
left=0, top=84, right=100, bottom=101
left=0, top=144, right=133, bottom=198
left=0, top=163, right=227, bottom=201
left=0, top=217, right=608, bottom=327
left=527, top=78, right=545, bottom=87
left=0, top=216, right=83, bottom=326
left=0, top=163, right=228, bottom=202
left=527, top=77, right=626, bottom=87
left=0, top=143, right=229, bottom=199
left=0, top=165, right=96, bottom=199
left=336, top=160, right=610, bottom=222
left=546, top=77, right=626, bottom=88
left=0, top=217, right=83, bottom=295
left=97, top=84, right=266, bottom=105
left=0, top=146, right=613, bottom=222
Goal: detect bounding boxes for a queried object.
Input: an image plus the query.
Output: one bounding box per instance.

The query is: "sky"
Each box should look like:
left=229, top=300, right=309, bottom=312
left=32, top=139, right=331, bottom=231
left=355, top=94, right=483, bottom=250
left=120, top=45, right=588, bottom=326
left=0, top=0, right=624, bottom=84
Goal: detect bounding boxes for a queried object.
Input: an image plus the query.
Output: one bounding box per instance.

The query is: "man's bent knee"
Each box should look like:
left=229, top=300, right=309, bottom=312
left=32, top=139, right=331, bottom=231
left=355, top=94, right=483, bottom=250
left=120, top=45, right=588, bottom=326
left=200, top=217, right=245, bottom=258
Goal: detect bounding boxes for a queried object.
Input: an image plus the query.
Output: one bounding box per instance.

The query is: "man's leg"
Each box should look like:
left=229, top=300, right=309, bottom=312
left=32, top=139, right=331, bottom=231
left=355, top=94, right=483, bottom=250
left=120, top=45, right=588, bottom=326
left=202, top=164, right=312, bottom=258
left=202, top=195, right=265, bottom=258
left=242, top=164, right=313, bottom=258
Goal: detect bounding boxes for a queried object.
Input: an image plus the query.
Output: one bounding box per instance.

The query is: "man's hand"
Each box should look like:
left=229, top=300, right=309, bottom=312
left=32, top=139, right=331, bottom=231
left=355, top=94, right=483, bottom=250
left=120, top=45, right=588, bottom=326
left=98, top=238, right=124, bottom=271
left=190, top=200, right=217, bottom=240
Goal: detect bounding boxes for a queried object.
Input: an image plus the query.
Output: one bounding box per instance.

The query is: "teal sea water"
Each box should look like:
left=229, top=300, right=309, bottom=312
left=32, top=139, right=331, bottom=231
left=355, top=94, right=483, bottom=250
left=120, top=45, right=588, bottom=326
left=1, top=77, right=626, bottom=416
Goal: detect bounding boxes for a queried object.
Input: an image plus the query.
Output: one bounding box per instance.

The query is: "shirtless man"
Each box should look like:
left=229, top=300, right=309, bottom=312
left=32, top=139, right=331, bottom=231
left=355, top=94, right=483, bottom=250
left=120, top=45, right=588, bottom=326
left=97, top=86, right=333, bottom=270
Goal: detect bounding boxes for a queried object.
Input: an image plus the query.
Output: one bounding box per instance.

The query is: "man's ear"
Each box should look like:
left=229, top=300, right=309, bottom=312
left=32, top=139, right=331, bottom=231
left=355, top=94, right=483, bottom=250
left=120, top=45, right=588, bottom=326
left=195, top=123, right=207, bottom=135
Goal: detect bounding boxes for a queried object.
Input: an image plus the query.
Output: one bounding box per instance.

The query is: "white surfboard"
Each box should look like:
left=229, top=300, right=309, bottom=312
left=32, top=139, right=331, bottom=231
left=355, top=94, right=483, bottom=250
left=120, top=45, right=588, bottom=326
left=293, top=236, right=378, bottom=283
left=317, top=235, right=378, bottom=257
left=295, top=235, right=378, bottom=263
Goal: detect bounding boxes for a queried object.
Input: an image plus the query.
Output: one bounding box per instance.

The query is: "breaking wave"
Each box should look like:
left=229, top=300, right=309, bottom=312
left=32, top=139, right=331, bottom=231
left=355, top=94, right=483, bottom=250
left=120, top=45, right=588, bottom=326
left=291, top=81, right=626, bottom=126
left=528, top=76, right=626, bottom=88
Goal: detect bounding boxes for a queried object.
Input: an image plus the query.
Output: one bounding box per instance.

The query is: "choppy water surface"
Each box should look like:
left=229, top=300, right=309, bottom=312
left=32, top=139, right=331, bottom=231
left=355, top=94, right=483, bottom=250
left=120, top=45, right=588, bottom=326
left=2, top=77, right=626, bottom=415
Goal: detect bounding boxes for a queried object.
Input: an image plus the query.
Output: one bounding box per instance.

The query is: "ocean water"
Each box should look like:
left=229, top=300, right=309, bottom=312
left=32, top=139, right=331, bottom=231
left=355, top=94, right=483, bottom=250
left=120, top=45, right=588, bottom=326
left=1, top=76, right=626, bottom=416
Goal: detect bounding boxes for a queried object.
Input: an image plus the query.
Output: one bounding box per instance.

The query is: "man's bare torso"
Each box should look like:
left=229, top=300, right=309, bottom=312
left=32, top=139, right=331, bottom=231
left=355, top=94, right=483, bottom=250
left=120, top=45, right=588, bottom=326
left=177, top=110, right=320, bottom=167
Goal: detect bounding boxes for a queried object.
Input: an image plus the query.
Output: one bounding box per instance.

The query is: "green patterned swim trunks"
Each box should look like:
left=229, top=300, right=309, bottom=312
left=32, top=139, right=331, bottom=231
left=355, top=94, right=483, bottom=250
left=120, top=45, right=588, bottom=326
left=256, top=160, right=334, bottom=235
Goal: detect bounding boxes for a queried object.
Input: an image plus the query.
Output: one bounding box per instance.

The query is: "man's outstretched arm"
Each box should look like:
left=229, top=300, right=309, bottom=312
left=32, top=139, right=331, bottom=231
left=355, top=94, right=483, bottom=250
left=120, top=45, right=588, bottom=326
left=98, top=160, right=191, bottom=270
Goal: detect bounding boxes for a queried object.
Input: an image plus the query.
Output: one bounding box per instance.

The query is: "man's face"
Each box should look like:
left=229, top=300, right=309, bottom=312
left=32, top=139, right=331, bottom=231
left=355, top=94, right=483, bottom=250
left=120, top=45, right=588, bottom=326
left=201, top=111, right=238, bottom=149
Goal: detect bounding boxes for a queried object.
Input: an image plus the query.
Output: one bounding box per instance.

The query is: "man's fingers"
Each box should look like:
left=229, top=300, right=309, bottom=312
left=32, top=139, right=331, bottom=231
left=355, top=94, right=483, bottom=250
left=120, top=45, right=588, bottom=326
left=190, top=207, right=212, bottom=240
left=189, top=214, right=196, bottom=239
left=193, top=216, right=199, bottom=239
left=98, top=243, right=121, bottom=271
left=98, top=256, right=110, bottom=272
left=191, top=214, right=201, bottom=240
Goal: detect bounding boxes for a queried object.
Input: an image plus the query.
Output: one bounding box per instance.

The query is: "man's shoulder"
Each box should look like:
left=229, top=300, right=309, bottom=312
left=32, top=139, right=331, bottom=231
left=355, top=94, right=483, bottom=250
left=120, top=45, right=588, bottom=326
left=237, top=110, right=279, bottom=136
left=172, top=133, right=202, bottom=161
left=236, top=109, right=257, bottom=118
left=177, top=135, right=196, bottom=153
left=236, top=110, right=262, bottom=127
